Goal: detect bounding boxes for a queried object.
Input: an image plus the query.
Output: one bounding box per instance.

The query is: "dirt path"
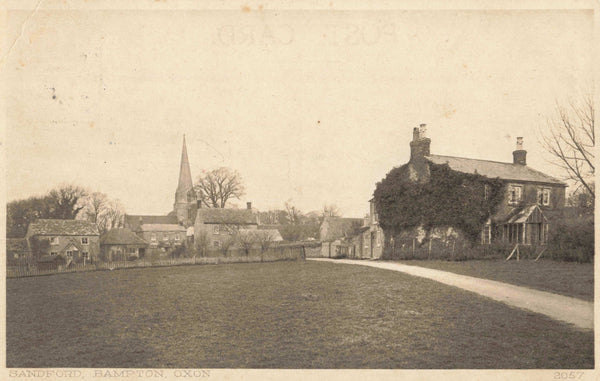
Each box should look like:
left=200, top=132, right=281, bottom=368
left=309, top=258, right=594, bottom=330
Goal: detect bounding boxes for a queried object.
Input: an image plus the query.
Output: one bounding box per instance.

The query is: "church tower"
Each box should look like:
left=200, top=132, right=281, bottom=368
left=174, top=135, right=197, bottom=227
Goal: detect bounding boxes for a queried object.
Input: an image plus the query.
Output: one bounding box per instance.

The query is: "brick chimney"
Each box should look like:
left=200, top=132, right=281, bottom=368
left=247, top=202, right=252, bottom=210
left=409, top=123, right=431, bottom=161
left=513, top=137, right=527, bottom=165
left=196, top=200, right=202, bottom=208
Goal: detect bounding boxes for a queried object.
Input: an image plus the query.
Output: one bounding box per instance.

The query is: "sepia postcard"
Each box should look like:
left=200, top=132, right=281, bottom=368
left=1, top=0, right=598, bottom=380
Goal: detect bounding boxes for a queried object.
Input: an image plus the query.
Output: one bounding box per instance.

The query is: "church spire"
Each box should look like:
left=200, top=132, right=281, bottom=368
left=175, top=134, right=193, bottom=203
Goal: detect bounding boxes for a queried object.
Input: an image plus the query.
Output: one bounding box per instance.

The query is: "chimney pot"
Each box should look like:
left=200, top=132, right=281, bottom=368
left=513, top=137, right=527, bottom=165
left=247, top=202, right=252, bottom=210
left=409, top=124, right=431, bottom=161
left=197, top=200, right=202, bottom=208
left=412, top=127, right=420, bottom=141
left=419, top=123, right=427, bottom=138
left=516, top=137, right=523, bottom=150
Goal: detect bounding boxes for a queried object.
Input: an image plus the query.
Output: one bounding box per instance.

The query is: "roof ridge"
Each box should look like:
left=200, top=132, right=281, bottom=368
left=427, top=154, right=515, bottom=166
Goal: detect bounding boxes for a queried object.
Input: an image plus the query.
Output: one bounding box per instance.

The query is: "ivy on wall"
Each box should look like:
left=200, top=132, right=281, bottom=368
left=373, top=162, right=505, bottom=242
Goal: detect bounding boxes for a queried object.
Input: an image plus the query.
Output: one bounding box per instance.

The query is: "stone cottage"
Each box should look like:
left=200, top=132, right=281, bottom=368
left=194, top=202, right=258, bottom=250
left=25, top=219, right=100, bottom=266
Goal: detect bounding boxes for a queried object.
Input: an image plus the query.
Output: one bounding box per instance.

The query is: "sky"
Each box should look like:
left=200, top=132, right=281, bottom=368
left=4, top=4, right=595, bottom=217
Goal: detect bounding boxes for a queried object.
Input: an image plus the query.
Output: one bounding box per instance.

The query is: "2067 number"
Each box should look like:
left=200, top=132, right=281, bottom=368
left=554, top=371, right=584, bottom=379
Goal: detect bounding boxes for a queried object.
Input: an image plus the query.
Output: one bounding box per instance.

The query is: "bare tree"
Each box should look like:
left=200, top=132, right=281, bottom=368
left=194, top=167, right=245, bottom=208
left=97, top=200, right=125, bottom=234
left=284, top=201, right=302, bottom=225
left=48, top=184, right=88, bottom=219
left=540, top=95, right=595, bottom=199
left=194, top=229, right=210, bottom=257
left=321, top=204, right=341, bottom=217
left=219, top=235, right=236, bottom=257
left=80, top=192, right=109, bottom=224
left=255, top=230, right=275, bottom=262
left=236, top=230, right=256, bottom=257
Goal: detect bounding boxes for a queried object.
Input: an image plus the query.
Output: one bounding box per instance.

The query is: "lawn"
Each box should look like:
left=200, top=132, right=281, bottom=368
left=7, top=261, right=593, bottom=368
left=397, top=259, right=594, bottom=301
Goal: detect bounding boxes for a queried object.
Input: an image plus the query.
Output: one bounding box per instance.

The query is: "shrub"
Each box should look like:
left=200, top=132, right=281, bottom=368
left=170, top=244, right=187, bottom=258
left=547, top=218, right=594, bottom=263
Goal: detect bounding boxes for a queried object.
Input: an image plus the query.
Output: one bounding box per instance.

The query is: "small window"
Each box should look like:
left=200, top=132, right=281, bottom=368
left=66, top=251, right=73, bottom=258
left=151, top=233, right=157, bottom=242
left=81, top=237, right=88, bottom=245
left=175, top=235, right=180, bottom=241
left=481, top=224, right=492, bottom=244
left=542, top=188, right=551, bottom=206
left=82, top=252, right=89, bottom=259
left=213, top=225, right=220, bottom=235
left=508, top=185, right=522, bottom=204
left=50, top=237, right=60, bottom=245
left=50, top=252, right=58, bottom=256
left=213, top=240, right=221, bottom=248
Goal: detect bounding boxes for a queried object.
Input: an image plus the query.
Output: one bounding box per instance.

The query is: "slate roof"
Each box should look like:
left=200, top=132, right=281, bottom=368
left=100, top=228, right=149, bottom=246
left=125, top=215, right=179, bottom=231
left=196, top=208, right=258, bottom=225
left=27, top=219, right=99, bottom=236
left=139, top=224, right=186, bottom=232
left=425, top=155, right=566, bottom=186
left=6, top=238, right=30, bottom=253
left=320, top=217, right=364, bottom=241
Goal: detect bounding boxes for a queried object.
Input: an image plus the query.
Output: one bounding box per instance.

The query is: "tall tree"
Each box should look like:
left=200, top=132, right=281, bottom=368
left=540, top=95, right=595, bottom=199
left=48, top=184, right=88, bottom=219
left=321, top=204, right=341, bottom=218
left=284, top=201, right=302, bottom=225
left=7, top=195, right=53, bottom=237
left=97, top=200, right=125, bottom=234
left=81, top=192, right=109, bottom=224
left=194, top=167, right=245, bottom=208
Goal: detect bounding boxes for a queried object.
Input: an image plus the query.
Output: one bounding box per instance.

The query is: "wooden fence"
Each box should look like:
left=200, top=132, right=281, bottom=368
left=6, top=243, right=311, bottom=278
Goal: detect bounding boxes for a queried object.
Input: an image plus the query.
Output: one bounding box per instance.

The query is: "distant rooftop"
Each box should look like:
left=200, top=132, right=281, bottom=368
left=27, top=219, right=99, bottom=236
left=125, top=215, right=179, bottom=231
left=196, top=208, right=258, bottom=225
left=100, top=228, right=149, bottom=246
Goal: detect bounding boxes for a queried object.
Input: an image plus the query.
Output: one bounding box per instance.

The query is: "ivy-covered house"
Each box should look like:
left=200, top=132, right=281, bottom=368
left=373, top=124, right=566, bottom=254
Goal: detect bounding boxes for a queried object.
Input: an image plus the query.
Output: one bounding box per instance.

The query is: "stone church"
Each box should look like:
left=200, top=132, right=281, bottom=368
left=172, top=135, right=197, bottom=228
left=123, top=136, right=197, bottom=249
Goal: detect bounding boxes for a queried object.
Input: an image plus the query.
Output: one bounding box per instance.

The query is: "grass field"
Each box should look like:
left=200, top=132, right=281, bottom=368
left=398, top=259, right=594, bottom=301
left=7, top=261, right=593, bottom=368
